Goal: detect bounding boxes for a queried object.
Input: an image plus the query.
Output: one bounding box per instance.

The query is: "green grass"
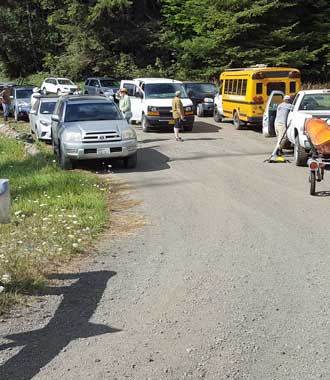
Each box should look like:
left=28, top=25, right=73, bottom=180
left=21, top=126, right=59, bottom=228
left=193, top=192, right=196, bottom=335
left=0, top=133, right=111, bottom=313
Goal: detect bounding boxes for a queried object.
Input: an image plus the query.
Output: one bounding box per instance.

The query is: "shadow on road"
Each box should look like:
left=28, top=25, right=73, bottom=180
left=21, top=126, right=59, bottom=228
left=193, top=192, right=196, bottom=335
left=0, top=270, right=119, bottom=380
left=314, top=190, right=330, bottom=197
left=191, top=121, right=221, bottom=133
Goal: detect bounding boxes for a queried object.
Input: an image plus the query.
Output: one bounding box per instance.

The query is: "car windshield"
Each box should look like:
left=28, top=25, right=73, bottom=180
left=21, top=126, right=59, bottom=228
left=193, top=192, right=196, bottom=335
left=299, top=94, right=330, bottom=111
left=40, top=102, right=56, bottom=114
left=186, top=83, right=217, bottom=94
left=144, top=83, right=188, bottom=99
left=100, top=79, right=120, bottom=87
left=65, top=102, right=122, bottom=122
left=16, top=89, right=33, bottom=99
left=58, top=79, right=74, bottom=85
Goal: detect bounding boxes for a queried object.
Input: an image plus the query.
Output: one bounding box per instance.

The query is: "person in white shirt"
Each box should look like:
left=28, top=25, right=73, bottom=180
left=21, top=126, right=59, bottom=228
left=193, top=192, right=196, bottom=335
left=274, top=95, right=292, bottom=154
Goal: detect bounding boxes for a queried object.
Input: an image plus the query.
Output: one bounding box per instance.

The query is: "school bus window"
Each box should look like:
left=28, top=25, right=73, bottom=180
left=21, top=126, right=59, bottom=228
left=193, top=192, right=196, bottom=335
left=237, top=79, right=242, bottom=95
left=242, top=80, right=247, bottom=96
left=290, top=81, right=296, bottom=93
left=228, top=80, right=233, bottom=94
left=256, top=83, right=263, bottom=94
left=232, top=80, right=238, bottom=95
left=224, top=80, right=229, bottom=94
left=267, top=82, right=285, bottom=95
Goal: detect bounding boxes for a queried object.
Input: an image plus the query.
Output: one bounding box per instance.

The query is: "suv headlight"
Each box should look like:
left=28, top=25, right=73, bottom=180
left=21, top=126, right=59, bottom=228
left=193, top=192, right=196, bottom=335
left=122, top=128, right=137, bottom=140
left=62, top=130, right=82, bottom=142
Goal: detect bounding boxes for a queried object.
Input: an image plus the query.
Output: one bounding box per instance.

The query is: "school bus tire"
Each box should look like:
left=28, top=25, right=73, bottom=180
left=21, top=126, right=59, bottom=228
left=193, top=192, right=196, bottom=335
left=233, top=111, right=244, bottom=130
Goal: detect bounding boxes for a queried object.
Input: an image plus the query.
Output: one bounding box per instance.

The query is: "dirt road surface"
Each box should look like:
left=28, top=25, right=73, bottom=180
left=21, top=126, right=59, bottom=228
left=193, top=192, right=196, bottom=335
left=1, top=117, right=330, bottom=380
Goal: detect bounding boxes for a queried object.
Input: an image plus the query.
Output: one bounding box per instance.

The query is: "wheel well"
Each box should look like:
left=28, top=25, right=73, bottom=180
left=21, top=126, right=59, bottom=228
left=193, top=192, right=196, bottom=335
left=294, top=128, right=299, bottom=138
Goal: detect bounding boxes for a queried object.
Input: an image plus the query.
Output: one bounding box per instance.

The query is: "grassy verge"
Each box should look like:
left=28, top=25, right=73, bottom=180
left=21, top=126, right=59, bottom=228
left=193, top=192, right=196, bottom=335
left=0, top=130, right=111, bottom=314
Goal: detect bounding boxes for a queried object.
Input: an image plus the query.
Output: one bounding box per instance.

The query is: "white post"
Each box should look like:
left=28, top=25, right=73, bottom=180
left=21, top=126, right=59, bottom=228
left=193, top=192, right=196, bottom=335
left=0, top=179, right=11, bottom=224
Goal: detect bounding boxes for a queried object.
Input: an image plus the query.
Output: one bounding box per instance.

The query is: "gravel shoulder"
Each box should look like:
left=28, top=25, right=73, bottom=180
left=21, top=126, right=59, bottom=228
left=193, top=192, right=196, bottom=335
left=1, top=118, right=330, bottom=380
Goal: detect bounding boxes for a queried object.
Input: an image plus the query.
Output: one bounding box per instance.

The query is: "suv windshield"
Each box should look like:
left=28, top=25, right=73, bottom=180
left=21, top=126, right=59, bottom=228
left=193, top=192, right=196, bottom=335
left=58, top=79, right=74, bottom=85
left=144, top=83, right=188, bottom=99
left=186, top=83, right=217, bottom=94
left=299, top=94, right=330, bottom=111
left=100, top=79, right=120, bottom=87
left=40, top=102, right=56, bottom=114
left=16, top=89, right=33, bottom=99
left=65, top=102, right=122, bottom=122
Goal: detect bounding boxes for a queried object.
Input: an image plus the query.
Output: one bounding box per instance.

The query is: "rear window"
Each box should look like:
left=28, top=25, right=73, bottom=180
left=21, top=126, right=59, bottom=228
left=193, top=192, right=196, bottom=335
left=65, top=102, right=122, bottom=122
left=267, top=82, right=285, bottom=95
left=16, top=89, right=33, bottom=99
left=40, top=102, right=56, bottom=114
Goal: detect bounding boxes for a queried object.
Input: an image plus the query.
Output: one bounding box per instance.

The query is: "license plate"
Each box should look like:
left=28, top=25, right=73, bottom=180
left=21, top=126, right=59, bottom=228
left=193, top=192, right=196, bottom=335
left=97, top=148, right=110, bottom=155
left=168, top=120, right=175, bottom=125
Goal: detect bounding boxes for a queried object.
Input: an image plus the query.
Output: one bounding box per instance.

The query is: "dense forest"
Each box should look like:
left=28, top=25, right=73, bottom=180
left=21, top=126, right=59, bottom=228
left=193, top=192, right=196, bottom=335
left=0, top=0, right=330, bottom=82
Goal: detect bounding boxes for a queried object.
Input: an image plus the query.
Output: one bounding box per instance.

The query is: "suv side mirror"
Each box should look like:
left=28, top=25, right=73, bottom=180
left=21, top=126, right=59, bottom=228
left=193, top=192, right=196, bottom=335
left=51, top=114, right=60, bottom=122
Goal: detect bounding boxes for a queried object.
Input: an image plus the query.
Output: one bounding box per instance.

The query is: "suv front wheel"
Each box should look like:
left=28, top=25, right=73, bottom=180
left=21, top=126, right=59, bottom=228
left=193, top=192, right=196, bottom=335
left=59, top=141, right=73, bottom=170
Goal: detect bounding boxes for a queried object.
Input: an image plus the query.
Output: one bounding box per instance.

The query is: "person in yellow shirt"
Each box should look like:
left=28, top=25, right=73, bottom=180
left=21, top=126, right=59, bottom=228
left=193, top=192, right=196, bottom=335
left=172, top=90, right=184, bottom=141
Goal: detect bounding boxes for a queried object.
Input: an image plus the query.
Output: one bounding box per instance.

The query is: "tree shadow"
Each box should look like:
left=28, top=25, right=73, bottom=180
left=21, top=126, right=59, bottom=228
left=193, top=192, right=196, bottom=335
left=0, top=270, right=120, bottom=380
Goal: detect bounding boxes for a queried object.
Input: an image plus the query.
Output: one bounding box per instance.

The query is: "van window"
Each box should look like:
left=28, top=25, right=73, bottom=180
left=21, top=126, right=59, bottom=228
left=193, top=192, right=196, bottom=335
left=122, top=83, right=136, bottom=96
left=256, top=83, right=263, bottom=94
left=267, top=82, right=285, bottom=95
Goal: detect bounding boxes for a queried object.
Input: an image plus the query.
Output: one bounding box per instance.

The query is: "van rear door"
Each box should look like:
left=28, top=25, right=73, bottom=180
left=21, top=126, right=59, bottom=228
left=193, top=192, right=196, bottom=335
left=120, top=80, right=143, bottom=122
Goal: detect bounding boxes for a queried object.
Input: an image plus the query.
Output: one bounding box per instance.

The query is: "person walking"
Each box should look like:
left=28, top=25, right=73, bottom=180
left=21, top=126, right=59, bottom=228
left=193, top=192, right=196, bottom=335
left=119, top=87, right=132, bottom=123
left=274, top=95, right=292, bottom=154
left=0, top=86, right=11, bottom=123
left=172, top=90, right=184, bottom=141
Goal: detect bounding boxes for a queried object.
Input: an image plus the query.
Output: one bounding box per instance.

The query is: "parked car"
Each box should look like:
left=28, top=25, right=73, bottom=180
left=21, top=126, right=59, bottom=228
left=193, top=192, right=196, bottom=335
left=41, top=77, right=78, bottom=95
left=84, top=77, right=120, bottom=97
left=213, top=91, right=224, bottom=122
left=119, top=78, right=194, bottom=132
left=11, top=86, right=34, bottom=121
left=29, top=95, right=58, bottom=141
left=51, top=95, right=138, bottom=169
left=182, top=82, right=218, bottom=117
left=263, top=89, right=330, bottom=166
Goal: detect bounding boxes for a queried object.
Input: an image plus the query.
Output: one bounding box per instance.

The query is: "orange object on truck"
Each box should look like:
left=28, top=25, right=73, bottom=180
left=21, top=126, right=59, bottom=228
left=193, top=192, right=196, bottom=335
left=305, top=118, right=330, bottom=156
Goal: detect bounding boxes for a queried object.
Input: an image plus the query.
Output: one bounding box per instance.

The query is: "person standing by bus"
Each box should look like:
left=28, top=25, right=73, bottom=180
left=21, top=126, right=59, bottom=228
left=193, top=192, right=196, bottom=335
left=274, top=95, right=292, bottom=154
left=172, top=90, right=184, bottom=141
left=0, top=86, right=11, bottom=122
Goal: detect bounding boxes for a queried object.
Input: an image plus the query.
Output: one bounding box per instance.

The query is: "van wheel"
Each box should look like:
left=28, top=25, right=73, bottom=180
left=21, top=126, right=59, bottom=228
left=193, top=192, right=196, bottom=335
left=233, top=111, right=243, bottom=130
left=294, top=135, right=308, bottom=166
left=142, top=115, right=150, bottom=132
left=196, top=104, right=204, bottom=117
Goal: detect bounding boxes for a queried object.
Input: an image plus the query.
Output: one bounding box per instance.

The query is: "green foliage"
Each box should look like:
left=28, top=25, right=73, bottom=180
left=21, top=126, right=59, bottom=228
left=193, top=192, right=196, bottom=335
left=0, top=0, right=330, bottom=81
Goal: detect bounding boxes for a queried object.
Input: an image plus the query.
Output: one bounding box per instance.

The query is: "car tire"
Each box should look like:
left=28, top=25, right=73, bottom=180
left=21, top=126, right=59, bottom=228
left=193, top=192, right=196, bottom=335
left=142, top=115, right=150, bottom=132
left=196, top=104, right=204, bottom=117
left=52, top=136, right=57, bottom=155
left=294, top=135, right=308, bottom=166
left=124, top=152, right=137, bottom=169
left=310, top=171, right=316, bottom=196
left=42, top=87, right=47, bottom=95
left=59, top=141, right=72, bottom=170
left=233, top=111, right=243, bottom=130
left=213, top=106, right=222, bottom=122
left=14, top=108, right=19, bottom=122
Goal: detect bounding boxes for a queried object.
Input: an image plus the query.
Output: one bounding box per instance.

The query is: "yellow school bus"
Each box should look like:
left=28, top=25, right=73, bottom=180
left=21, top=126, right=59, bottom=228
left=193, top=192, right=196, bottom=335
left=220, top=66, right=301, bottom=129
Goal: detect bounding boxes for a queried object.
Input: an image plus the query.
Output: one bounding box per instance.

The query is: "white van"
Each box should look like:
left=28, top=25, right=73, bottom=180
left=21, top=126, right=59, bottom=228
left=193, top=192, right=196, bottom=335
left=120, top=78, right=194, bottom=132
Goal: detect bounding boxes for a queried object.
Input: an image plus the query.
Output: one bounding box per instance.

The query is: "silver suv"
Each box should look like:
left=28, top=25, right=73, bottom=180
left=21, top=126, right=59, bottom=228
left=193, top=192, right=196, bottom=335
left=51, top=96, right=138, bottom=170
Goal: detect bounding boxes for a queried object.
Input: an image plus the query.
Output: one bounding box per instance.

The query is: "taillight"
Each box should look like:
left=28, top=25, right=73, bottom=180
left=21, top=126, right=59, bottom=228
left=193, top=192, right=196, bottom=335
left=253, top=95, right=264, bottom=104
left=289, top=71, right=300, bottom=78
left=309, top=161, right=318, bottom=170
left=319, top=162, right=325, bottom=168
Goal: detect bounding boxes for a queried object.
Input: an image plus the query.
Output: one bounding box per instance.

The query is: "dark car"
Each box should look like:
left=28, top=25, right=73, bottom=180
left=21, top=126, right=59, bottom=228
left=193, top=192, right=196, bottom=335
left=182, top=82, right=218, bottom=117
left=11, top=86, right=34, bottom=121
left=84, top=77, right=120, bottom=98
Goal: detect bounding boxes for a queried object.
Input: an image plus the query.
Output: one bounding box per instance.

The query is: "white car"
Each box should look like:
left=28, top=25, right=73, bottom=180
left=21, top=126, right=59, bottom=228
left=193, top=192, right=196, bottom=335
left=41, top=77, right=78, bottom=95
left=29, top=96, right=58, bottom=141
left=119, top=78, right=194, bottom=132
left=213, top=92, right=224, bottom=122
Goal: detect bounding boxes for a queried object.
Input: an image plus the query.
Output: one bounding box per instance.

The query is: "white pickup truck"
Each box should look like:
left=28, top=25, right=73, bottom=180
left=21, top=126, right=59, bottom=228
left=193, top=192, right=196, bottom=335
left=263, top=89, right=330, bottom=166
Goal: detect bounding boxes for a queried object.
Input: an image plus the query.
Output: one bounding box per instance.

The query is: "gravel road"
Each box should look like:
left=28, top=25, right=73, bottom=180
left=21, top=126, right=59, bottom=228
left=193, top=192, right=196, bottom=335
left=1, top=117, right=330, bottom=380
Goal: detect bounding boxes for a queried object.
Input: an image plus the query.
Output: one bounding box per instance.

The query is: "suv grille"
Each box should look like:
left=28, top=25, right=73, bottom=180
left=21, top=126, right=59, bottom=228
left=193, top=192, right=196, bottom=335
left=83, top=131, right=121, bottom=143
